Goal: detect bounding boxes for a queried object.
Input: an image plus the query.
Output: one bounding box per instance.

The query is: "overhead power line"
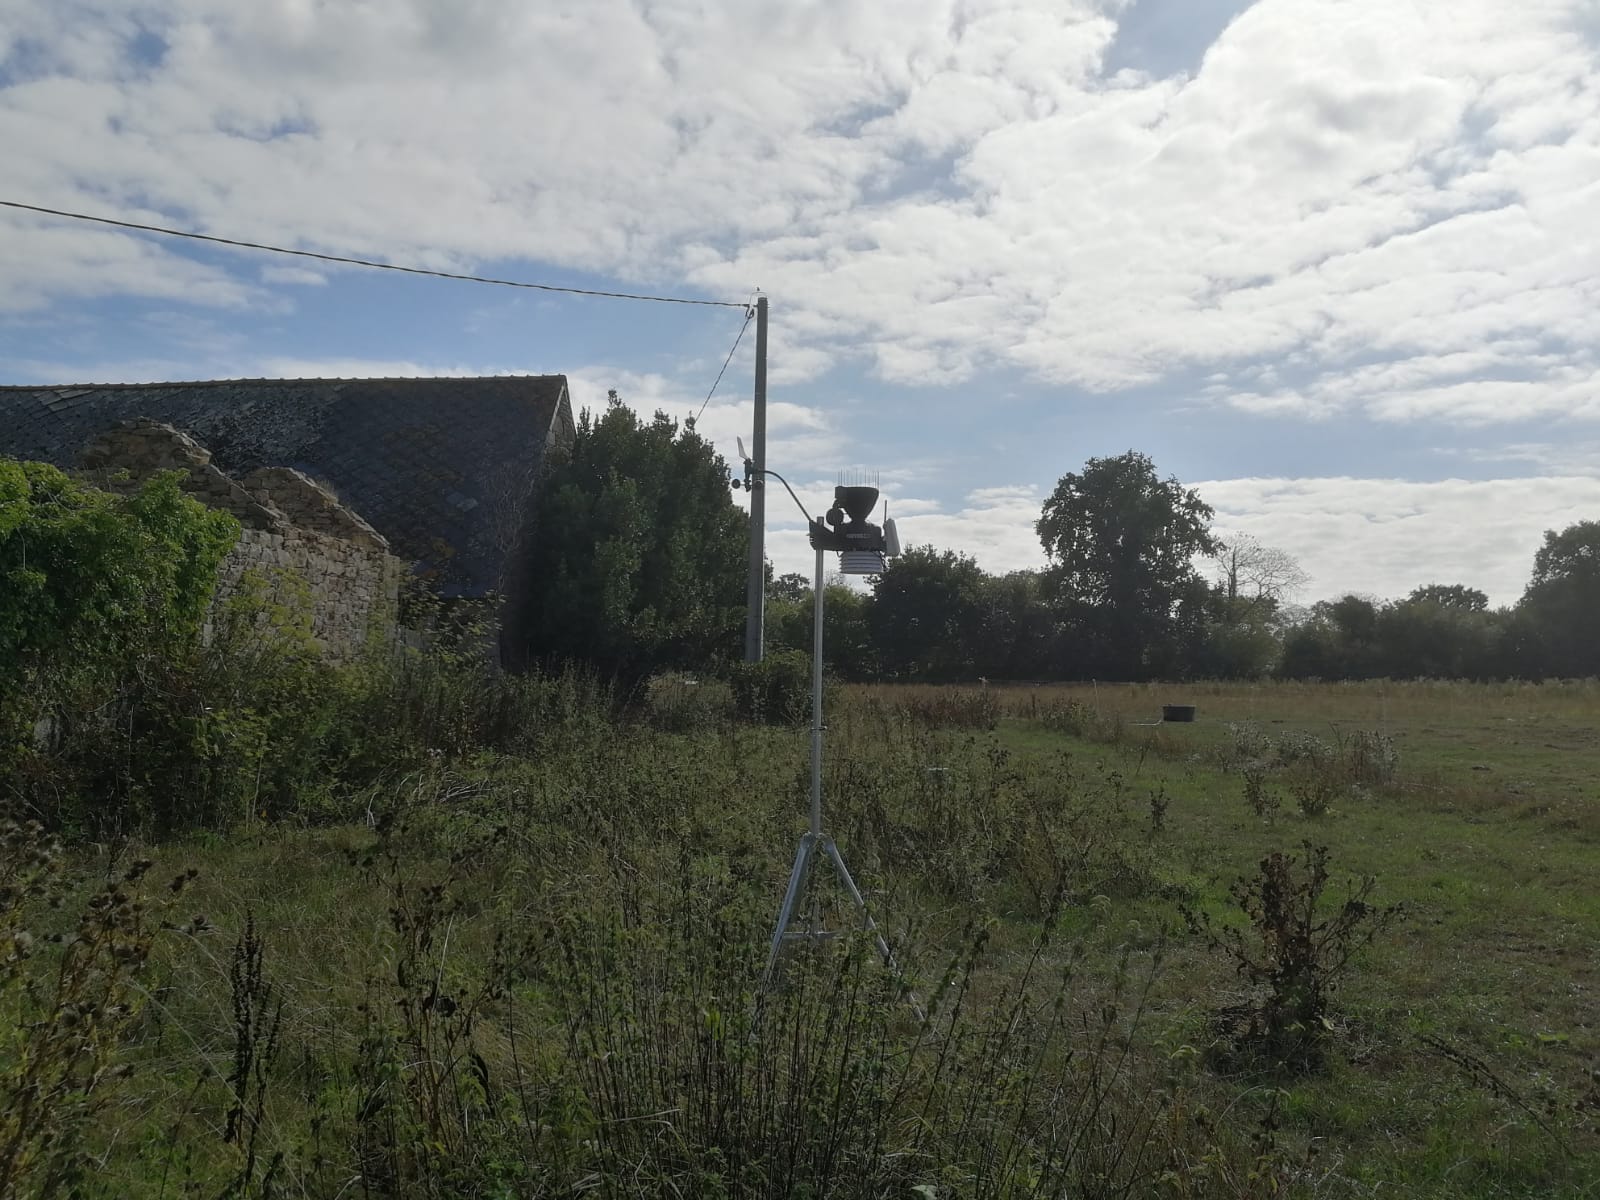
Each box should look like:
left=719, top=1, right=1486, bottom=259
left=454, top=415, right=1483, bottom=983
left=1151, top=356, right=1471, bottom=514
left=0, top=199, right=748, bottom=308
left=696, top=300, right=756, bottom=424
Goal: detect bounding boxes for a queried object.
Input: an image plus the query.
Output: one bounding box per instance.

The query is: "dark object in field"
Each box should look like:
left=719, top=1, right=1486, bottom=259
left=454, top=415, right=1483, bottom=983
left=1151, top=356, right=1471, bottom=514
left=1162, top=704, right=1197, bottom=723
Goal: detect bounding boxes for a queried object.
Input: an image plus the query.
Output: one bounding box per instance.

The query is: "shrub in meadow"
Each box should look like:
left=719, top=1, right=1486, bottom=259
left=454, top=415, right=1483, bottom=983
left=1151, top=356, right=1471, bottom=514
left=728, top=649, right=814, bottom=725
left=1184, top=842, right=1400, bottom=1070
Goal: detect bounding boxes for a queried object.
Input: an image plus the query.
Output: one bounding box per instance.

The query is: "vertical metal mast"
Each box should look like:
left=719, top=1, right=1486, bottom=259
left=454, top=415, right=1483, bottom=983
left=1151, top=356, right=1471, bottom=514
left=762, top=488, right=913, bottom=1015
left=743, top=295, right=769, bottom=662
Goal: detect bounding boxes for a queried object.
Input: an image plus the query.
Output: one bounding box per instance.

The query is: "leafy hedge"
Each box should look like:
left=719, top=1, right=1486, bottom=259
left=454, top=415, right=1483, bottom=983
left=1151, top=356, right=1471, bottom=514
left=3, top=458, right=619, bottom=836
left=727, top=648, right=813, bottom=725
left=1, top=461, right=238, bottom=672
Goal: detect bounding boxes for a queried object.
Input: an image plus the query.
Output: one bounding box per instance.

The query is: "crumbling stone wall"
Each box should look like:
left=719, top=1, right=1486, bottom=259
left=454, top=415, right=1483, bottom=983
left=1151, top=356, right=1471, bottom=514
left=80, top=421, right=403, bottom=658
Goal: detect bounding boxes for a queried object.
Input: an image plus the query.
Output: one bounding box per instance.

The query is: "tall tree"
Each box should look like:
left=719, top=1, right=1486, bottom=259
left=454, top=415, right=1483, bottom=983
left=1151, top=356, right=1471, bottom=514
left=1518, top=519, right=1600, bottom=676
left=510, top=394, right=746, bottom=680
left=867, top=546, right=988, bottom=681
left=974, top=569, right=1058, bottom=680
left=1036, top=451, right=1217, bottom=679
left=1280, top=592, right=1527, bottom=682
left=770, top=572, right=811, bottom=603
left=1384, top=583, right=1501, bottom=680
left=765, top=576, right=875, bottom=680
left=1407, top=583, right=1489, bottom=611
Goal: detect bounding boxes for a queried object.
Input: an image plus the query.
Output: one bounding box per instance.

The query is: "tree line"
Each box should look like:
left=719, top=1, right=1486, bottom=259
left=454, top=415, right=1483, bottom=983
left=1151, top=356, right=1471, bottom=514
left=512, top=397, right=1600, bottom=684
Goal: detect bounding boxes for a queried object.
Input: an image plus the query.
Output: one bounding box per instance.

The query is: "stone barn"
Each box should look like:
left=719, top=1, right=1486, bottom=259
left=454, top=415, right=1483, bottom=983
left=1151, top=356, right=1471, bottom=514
left=80, top=420, right=403, bottom=658
left=0, top=375, right=575, bottom=662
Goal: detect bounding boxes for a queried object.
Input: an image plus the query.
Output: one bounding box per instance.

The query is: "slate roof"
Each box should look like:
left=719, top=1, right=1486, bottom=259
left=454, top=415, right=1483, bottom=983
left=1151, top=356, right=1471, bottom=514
left=0, top=376, right=572, bottom=596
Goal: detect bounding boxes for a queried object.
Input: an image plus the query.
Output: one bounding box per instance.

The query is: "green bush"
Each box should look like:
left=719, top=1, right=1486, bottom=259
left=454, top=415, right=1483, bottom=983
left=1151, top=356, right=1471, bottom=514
left=1225, top=720, right=1274, bottom=765
left=2, top=463, right=240, bottom=829
left=4, top=558, right=345, bottom=832
left=1036, top=696, right=1125, bottom=744
left=1185, top=842, right=1400, bottom=1070
left=5, top=536, right=613, bottom=833
left=1341, top=727, right=1400, bottom=785
left=640, top=673, right=734, bottom=732
left=727, top=649, right=813, bottom=725
left=0, top=461, right=238, bottom=675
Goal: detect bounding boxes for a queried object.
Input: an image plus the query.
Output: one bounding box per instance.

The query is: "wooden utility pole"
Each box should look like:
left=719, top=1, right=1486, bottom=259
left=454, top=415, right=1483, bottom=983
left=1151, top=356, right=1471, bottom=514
left=743, top=295, right=769, bottom=662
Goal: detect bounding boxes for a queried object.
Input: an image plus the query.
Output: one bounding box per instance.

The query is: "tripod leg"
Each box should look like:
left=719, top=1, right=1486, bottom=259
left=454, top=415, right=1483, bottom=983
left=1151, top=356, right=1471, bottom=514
left=764, top=833, right=817, bottom=984
left=820, top=838, right=896, bottom=970
left=822, top=838, right=924, bottom=1019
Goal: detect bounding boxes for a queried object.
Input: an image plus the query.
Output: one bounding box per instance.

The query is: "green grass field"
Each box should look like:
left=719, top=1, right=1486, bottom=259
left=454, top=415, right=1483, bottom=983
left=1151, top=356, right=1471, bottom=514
left=991, top=682, right=1598, bottom=1188
left=6, top=679, right=1597, bottom=1197
left=920, top=677, right=1600, bottom=810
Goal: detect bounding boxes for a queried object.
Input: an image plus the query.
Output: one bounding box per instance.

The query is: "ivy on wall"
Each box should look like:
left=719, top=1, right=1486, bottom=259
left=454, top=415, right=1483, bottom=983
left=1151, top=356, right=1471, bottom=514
left=1, top=460, right=239, bottom=732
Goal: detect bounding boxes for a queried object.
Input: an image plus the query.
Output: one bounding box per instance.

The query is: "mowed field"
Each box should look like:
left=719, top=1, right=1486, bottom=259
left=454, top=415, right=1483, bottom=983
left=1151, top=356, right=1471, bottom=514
left=16, top=678, right=1599, bottom=1197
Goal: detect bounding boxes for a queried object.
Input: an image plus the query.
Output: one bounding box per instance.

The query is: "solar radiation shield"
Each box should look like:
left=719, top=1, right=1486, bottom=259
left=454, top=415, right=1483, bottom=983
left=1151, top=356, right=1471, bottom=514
left=839, top=549, right=886, bottom=575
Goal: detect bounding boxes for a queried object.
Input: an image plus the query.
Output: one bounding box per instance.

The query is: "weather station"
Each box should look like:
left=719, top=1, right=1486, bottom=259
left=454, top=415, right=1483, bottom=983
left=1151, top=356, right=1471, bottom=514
left=731, top=445, right=908, bottom=986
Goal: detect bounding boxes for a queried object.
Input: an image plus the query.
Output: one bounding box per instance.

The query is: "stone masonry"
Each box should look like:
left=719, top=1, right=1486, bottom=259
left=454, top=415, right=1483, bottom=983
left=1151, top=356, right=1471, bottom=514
left=80, top=421, right=403, bottom=658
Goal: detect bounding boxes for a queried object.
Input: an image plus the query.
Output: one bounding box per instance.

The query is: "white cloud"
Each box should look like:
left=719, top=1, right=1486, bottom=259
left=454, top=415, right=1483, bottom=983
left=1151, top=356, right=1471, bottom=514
left=687, top=0, right=1600, bottom=419
left=1196, top=474, right=1600, bottom=606
left=0, top=210, right=258, bottom=313
left=254, top=356, right=522, bottom=379
left=5, top=0, right=1593, bottom=430
left=1, top=347, right=532, bottom=385
left=771, top=473, right=1600, bottom=608
left=5, top=0, right=1600, bottom=616
left=762, top=481, right=1047, bottom=583
left=1447, top=439, right=1600, bottom=476
left=881, top=496, right=942, bottom=516
left=564, top=364, right=847, bottom=487
left=892, top=485, right=1047, bottom=567
left=1217, top=362, right=1600, bottom=425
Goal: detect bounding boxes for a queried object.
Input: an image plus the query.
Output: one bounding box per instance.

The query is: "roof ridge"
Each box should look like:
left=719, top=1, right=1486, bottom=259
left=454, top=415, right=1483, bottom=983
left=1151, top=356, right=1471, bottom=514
left=0, top=374, right=568, bottom=390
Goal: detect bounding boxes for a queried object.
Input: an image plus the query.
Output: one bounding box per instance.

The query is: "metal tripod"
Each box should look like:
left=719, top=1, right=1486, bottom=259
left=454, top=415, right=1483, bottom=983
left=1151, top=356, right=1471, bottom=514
left=763, top=545, right=899, bottom=982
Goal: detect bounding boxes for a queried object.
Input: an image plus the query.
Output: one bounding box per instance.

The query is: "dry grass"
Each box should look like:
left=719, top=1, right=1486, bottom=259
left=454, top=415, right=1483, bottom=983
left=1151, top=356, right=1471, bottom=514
left=861, top=678, right=1600, bottom=815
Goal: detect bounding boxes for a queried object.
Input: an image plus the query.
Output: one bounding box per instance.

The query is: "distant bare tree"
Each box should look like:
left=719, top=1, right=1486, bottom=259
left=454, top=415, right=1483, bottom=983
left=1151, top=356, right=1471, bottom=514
left=1212, top=534, right=1309, bottom=617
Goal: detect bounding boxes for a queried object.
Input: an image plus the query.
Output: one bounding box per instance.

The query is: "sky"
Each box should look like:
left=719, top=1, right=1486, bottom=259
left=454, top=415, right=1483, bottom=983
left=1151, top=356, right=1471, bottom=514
left=3, top=0, right=1599, bottom=607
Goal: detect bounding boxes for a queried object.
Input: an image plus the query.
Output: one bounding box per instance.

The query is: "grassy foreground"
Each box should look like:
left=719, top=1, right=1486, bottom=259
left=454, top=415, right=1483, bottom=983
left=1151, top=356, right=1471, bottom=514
left=4, top=679, right=1597, bottom=1197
